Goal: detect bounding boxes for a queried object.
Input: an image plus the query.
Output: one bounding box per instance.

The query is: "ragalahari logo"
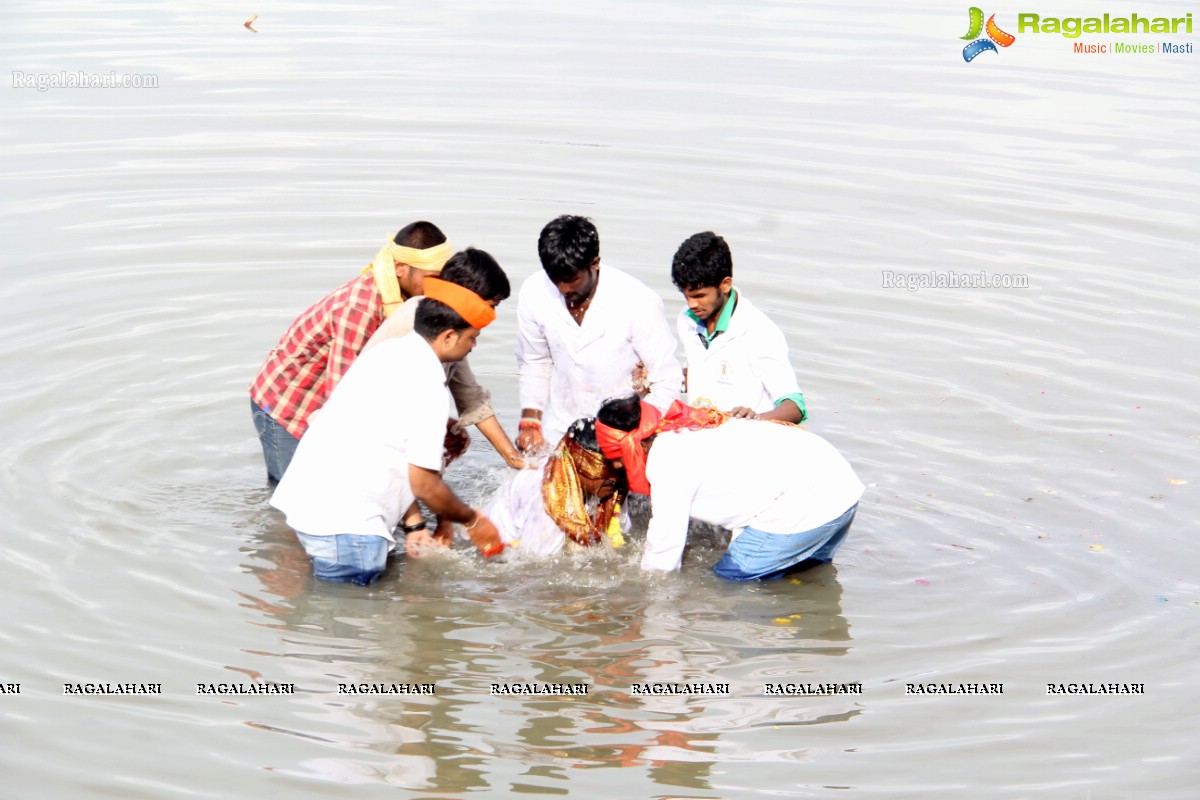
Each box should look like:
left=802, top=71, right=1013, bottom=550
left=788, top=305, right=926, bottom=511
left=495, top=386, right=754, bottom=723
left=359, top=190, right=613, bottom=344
left=961, top=7, right=1016, bottom=61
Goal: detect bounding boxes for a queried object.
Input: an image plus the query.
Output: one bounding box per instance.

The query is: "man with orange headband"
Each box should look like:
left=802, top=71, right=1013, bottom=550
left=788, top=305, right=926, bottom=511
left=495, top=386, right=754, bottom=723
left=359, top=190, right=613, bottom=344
left=250, top=221, right=522, bottom=482
left=270, top=249, right=508, bottom=585
left=595, top=395, right=864, bottom=580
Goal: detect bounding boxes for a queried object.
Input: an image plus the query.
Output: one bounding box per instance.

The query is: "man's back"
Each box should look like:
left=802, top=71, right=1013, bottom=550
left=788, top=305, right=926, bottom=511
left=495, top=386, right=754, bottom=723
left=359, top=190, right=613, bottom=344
left=270, top=333, right=448, bottom=540
left=641, top=420, right=864, bottom=571
left=251, top=271, right=382, bottom=439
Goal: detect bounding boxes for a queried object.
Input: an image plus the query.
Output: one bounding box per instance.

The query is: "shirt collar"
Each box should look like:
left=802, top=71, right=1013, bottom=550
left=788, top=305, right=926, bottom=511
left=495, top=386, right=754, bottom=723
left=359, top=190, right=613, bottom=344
left=687, top=288, right=738, bottom=347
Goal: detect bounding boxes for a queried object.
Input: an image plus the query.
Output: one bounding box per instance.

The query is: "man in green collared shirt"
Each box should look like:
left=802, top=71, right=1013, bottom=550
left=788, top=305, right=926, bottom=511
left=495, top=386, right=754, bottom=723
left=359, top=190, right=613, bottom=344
left=671, top=232, right=806, bottom=423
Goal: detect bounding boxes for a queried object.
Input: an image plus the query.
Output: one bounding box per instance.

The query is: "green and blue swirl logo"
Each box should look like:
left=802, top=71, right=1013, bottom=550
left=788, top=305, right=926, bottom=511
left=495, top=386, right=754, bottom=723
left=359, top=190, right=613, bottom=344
left=962, top=7, right=1016, bottom=61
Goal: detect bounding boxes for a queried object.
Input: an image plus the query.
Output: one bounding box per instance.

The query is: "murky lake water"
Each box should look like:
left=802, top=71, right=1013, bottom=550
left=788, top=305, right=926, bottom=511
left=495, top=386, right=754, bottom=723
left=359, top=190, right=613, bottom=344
left=2, top=1, right=1197, bottom=797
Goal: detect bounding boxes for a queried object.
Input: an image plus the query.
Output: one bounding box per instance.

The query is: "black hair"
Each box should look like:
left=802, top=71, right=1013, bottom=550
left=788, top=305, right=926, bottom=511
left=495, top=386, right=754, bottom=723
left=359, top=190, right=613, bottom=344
left=414, top=299, right=470, bottom=338
left=393, top=220, right=447, bottom=249
left=670, top=231, right=732, bottom=292
left=439, top=247, right=511, bottom=303
left=565, top=418, right=600, bottom=452
left=537, top=215, right=600, bottom=283
left=596, top=395, right=642, bottom=433
left=413, top=247, right=509, bottom=337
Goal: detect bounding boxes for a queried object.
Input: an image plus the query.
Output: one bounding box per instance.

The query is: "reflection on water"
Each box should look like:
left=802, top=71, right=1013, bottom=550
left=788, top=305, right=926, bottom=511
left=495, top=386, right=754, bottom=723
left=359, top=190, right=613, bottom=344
left=237, top=514, right=854, bottom=793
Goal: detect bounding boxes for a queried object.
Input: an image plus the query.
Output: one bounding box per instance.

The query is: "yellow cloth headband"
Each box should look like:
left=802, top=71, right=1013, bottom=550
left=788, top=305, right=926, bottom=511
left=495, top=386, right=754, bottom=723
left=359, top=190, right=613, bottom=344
left=362, top=237, right=453, bottom=318
left=386, top=240, right=453, bottom=272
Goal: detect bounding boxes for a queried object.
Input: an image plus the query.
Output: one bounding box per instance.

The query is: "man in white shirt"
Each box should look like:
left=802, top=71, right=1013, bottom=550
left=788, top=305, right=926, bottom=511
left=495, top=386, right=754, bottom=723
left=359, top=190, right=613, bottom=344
left=515, top=215, right=682, bottom=451
left=671, top=231, right=806, bottom=423
left=363, top=289, right=525, bottom=471
left=595, top=396, right=863, bottom=580
left=270, top=249, right=508, bottom=585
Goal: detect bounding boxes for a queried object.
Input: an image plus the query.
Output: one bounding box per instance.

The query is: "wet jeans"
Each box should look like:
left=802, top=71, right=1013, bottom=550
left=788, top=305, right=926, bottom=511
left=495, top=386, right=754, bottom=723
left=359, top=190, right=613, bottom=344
left=295, top=532, right=390, bottom=586
left=713, top=504, right=857, bottom=581
left=250, top=398, right=300, bottom=483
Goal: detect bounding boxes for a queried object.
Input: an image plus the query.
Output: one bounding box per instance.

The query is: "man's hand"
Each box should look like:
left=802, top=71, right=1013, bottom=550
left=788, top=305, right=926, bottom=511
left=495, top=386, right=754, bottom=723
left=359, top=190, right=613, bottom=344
left=631, top=361, right=649, bottom=396
left=443, top=420, right=470, bottom=467
left=405, top=528, right=441, bottom=559
left=465, top=512, right=504, bottom=557
left=729, top=406, right=758, bottom=419
left=432, top=517, right=455, bottom=547
left=516, top=428, right=544, bottom=453
left=517, top=409, right=546, bottom=454
left=475, top=415, right=526, bottom=469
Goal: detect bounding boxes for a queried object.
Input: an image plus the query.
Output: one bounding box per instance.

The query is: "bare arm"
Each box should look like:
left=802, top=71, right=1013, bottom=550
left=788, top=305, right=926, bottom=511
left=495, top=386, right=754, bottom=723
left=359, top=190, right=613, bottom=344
left=476, top=415, right=525, bottom=469
left=408, top=465, right=502, bottom=554
left=753, top=398, right=804, bottom=423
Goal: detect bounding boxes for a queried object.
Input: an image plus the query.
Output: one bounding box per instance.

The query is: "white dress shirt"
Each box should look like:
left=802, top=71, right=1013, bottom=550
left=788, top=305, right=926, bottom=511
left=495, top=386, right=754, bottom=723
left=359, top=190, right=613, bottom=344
left=641, top=419, right=864, bottom=572
left=678, top=289, right=803, bottom=415
left=516, top=263, right=682, bottom=442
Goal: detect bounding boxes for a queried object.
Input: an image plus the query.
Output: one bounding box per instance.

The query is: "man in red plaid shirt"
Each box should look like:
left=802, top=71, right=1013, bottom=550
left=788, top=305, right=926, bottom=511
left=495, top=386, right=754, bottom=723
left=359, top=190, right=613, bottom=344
left=250, top=221, right=452, bottom=481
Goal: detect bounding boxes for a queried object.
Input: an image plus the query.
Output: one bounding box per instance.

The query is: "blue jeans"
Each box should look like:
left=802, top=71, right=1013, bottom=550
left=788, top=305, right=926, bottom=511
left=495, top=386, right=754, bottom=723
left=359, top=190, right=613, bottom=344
left=713, top=504, right=858, bottom=581
left=296, top=532, right=391, bottom=586
left=251, top=398, right=300, bottom=483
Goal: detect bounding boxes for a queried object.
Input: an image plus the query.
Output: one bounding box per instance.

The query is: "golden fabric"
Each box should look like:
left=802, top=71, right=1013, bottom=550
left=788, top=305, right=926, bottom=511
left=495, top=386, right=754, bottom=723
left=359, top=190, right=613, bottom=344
left=541, top=437, right=619, bottom=547
left=362, top=239, right=454, bottom=318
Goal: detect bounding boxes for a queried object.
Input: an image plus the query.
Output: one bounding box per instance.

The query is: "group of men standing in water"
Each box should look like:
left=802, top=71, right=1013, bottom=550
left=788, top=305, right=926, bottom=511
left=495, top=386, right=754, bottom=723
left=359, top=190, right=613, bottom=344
left=250, top=215, right=863, bottom=586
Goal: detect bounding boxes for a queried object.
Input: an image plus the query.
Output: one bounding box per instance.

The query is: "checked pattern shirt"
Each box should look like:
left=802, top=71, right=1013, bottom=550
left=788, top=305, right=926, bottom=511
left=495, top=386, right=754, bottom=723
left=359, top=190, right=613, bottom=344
left=250, top=272, right=385, bottom=439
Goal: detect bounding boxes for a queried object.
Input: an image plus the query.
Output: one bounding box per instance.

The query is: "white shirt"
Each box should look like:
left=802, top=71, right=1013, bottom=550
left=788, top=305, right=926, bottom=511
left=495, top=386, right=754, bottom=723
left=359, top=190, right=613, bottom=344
left=516, top=263, right=682, bottom=442
left=641, top=420, right=864, bottom=572
left=678, top=289, right=802, bottom=414
left=271, top=333, right=449, bottom=540
left=362, top=296, right=494, bottom=427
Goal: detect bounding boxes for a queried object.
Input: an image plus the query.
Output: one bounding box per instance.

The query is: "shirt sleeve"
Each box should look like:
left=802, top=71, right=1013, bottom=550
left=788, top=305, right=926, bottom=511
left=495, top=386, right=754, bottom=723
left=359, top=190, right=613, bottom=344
left=640, top=441, right=699, bottom=572
left=515, top=280, right=553, bottom=412
left=632, top=290, right=683, bottom=412
left=751, top=321, right=805, bottom=419
left=447, top=357, right=494, bottom=427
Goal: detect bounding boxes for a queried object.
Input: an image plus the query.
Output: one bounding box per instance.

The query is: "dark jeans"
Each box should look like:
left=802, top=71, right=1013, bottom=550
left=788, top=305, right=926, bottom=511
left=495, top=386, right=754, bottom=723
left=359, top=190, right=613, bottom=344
left=251, top=398, right=300, bottom=482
